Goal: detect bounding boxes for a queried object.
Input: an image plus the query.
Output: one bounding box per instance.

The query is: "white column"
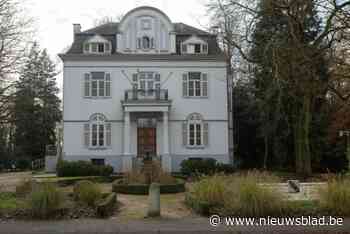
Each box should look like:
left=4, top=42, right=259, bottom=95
left=162, top=111, right=171, bottom=172
left=123, top=111, right=132, bottom=172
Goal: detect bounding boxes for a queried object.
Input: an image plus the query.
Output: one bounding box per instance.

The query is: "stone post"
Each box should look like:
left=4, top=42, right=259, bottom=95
left=147, top=183, right=160, bottom=217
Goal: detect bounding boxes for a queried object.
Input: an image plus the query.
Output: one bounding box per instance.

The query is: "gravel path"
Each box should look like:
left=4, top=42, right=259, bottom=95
left=0, top=172, right=32, bottom=192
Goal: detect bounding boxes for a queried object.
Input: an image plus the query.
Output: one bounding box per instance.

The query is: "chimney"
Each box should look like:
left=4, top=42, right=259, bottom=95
left=73, top=24, right=81, bottom=40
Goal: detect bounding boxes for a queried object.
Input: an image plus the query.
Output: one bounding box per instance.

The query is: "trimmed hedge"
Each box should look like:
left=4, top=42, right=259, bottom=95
left=112, top=179, right=185, bottom=195
left=96, top=193, right=117, bottom=217
left=180, top=158, right=235, bottom=176
left=57, top=160, right=113, bottom=177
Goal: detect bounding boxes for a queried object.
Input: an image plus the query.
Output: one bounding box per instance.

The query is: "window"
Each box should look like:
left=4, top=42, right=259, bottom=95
left=181, top=41, right=208, bottom=54
left=84, top=42, right=111, bottom=54
left=91, top=158, right=105, bottom=166
left=182, top=113, right=209, bottom=147
left=182, top=72, right=208, bottom=97
left=142, top=36, right=150, bottom=49
left=84, top=114, right=111, bottom=148
left=132, top=72, right=160, bottom=91
left=194, top=44, right=201, bottom=53
left=84, top=72, right=111, bottom=98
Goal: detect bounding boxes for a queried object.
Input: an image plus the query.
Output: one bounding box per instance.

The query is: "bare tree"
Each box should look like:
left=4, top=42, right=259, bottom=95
left=207, top=0, right=350, bottom=175
left=93, top=14, right=124, bottom=27
left=0, top=0, right=32, bottom=123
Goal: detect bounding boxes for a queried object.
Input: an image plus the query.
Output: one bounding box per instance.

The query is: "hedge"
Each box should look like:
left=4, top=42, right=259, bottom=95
left=96, top=193, right=117, bottom=218
left=56, top=160, right=113, bottom=177
left=112, top=179, right=185, bottom=195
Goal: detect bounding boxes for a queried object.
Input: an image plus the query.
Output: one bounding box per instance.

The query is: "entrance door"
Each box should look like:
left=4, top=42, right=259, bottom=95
left=137, top=128, right=156, bottom=159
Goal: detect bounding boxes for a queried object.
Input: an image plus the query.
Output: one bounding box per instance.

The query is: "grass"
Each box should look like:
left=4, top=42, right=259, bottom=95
left=73, top=180, right=102, bottom=207
left=0, top=192, right=27, bottom=211
left=186, top=172, right=285, bottom=217
left=319, top=178, right=350, bottom=216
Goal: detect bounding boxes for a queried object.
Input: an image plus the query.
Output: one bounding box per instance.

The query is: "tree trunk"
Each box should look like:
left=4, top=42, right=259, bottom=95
left=294, top=95, right=312, bottom=177
left=263, top=135, right=268, bottom=169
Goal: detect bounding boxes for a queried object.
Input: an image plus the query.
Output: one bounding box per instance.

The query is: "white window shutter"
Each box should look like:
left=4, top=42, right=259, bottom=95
left=106, top=123, right=111, bottom=147
left=201, top=73, right=208, bottom=97
left=84, top=73, right=90, bottom=97
left=182, top=73, right=188, bottom=97
left=182, top=122, right=188, bottom=146
left=203, top=122, right=209, bottom=146
left=84, top=124, right=90, bottom=147
left=151, top=38, right=155, bottom=48
left=105, top=73, right=111, bottom=97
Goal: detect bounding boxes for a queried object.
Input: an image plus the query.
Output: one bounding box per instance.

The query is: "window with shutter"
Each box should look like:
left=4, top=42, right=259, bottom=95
left=182, top=73, right=188, bottom=97
left=185, top=113, right=207, bottom=148
left=201, top=73, right=208, bottom=97
left=85, top=114, right=110, bottom=149
left=84, top=73, right=90, bottom=97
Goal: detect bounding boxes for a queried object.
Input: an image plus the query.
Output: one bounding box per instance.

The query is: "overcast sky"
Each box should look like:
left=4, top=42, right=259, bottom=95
left=25, top=0, right=210, bottom=97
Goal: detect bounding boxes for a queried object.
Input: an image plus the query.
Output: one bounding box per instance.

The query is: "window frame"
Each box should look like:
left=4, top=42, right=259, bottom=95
left=184, top=72, right=208, bottom=98
left=86, top=114, right=111, bottom=150
left=186, top=113, right=205, bottom=148
left=84, top=72, right=111, bottom=99
left=83, top=42, right=112, bottom=54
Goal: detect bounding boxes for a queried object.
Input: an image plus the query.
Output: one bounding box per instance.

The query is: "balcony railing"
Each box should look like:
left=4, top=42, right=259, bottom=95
left=124, top=89, right=169, bottom=101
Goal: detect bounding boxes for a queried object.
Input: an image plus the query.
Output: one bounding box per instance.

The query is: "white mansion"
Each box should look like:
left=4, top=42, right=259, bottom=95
left=59, top=6, right=231, bottom=172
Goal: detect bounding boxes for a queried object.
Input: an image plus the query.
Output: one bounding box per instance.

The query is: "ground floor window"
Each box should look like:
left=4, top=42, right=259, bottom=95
left=91, top=158, right=105, bottom=166
left=183, top=113, right=209, bottom=148
left=84, top=113, right=111, bottom=148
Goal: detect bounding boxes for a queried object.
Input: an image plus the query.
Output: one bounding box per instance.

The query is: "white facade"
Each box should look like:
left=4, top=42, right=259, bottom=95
left=60, top=6, right=230, bottom=172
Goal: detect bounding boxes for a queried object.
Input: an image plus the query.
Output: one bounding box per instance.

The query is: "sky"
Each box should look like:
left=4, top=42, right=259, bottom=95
left=24, top=0, right=211, bottom=97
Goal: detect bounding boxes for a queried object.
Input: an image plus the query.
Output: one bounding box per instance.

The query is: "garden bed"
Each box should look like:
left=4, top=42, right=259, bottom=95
left=34, top=175, right=122, bottom=186
left=112, top=178, right=185, bottom=195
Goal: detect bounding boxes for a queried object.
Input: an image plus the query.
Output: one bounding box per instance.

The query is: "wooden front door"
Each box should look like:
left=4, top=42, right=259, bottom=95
left=137, top=128, right=156, bottom=158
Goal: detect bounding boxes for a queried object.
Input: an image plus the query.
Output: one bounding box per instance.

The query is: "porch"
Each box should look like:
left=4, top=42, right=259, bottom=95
left=121, top=89, right=172, bottom=173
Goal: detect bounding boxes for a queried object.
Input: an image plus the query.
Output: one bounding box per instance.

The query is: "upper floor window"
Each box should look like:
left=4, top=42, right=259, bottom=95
left=182, top=113, right=209, bottom=148
left=84, top=114, right=111, bottom=149
left=137, top=36, right=155, bottom=50
left=181, top=43, right=208, bottom=54
left=182, top=72, right=208, bottom=97
left=83, top=35, right=111, bottom=54
left=84, top=72, right=111, bottom=98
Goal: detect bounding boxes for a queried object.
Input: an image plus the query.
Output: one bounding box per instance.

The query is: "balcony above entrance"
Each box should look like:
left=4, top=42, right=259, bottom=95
left=121, top=89, right=171, bottom=113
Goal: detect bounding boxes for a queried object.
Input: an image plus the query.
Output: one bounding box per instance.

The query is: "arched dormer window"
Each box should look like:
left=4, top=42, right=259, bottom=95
left=84, top=113, right=111, bottom=148
left=83, top=35, right=112, bottom=54
left=182, top=113, right=208, bottom=148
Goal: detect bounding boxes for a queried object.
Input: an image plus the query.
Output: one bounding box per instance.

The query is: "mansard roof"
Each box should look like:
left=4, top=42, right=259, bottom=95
left=61, top=7, right=224, bottom=61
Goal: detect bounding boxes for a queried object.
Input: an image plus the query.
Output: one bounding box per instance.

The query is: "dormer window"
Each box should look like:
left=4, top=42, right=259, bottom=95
left=137, top=36, right=155, bottom=50
left=83, top=35, right=112, bottom=54
left=181, top=35, right=208, bottom=55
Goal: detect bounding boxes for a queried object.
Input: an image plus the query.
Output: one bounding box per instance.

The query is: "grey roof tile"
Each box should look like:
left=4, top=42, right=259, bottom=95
left=64, top=22, right=223, bottom=58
